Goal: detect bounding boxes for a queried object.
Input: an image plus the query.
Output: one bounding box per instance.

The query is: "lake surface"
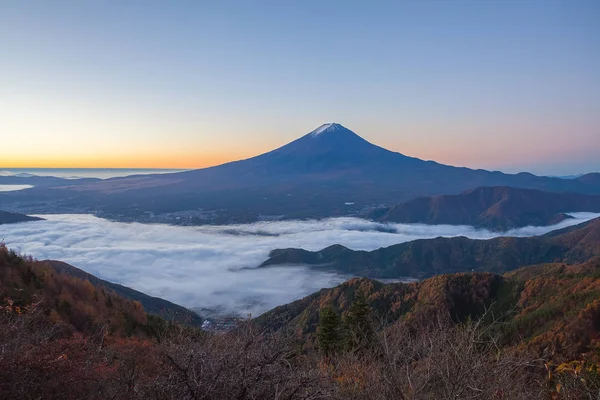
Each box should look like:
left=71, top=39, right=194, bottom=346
left=0, top=168, right=187, bottom=179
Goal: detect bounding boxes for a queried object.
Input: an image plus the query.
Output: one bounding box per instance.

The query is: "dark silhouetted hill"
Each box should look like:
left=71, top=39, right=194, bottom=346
left=260, top=218, right=600, bottom=279
left=368, top=186, right=600, bottom=230
left=0, top=210, right=43, bottom=224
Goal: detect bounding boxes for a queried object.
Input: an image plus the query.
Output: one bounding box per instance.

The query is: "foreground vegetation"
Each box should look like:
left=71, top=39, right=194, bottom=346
left=1, top=244, right=600, bottom=399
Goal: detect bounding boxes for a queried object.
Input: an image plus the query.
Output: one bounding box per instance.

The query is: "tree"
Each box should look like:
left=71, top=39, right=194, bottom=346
left=318, top=306, right=342, bottom=356
left=343, top=294, right=374, bottom=352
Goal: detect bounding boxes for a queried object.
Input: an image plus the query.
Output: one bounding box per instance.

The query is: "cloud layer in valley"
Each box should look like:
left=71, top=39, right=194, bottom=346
left=0, top=185, right=33, bottom=191
left=2, top=213, right=599, bottom=317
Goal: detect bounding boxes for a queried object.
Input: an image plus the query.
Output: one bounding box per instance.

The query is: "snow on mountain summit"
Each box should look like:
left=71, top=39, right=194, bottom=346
left=309, top=123, right=344, bottom=136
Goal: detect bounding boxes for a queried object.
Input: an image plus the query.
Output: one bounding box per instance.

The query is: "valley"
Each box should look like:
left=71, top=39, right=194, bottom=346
left=2, top=211, right=598, bottom=318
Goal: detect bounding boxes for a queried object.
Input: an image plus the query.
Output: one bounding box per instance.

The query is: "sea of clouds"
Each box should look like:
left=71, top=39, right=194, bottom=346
left=0, top=185, right=34, bottom=192
left=2, top=213, right=599, bottom=317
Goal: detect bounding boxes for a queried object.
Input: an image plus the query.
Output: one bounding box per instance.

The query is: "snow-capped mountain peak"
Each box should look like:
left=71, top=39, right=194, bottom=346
left=309, top=123, right=344, bottom=136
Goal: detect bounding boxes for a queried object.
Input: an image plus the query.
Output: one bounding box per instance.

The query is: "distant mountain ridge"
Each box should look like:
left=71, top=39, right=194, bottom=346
left=368, top=186, right=600, bottom=230
left=1, top=123, right=599, bottom=223
left=0, top=210, right=43, bottom=225
left=0, top=174, right=100, bottom=187
left=260, top=217, right=600, bottom=279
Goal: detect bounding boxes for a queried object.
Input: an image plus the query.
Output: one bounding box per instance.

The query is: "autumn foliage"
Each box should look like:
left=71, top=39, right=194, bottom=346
left=2, top=244, right=600, bottom=399
left=0, top=244, right=148, bottom=337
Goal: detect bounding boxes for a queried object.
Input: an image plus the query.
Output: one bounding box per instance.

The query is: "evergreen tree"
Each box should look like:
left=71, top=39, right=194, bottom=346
left=344, top=293, right=374, bottom=352
left=317, top=306, right=341, bottom=356
left=106, top=294, right=113, bottom=308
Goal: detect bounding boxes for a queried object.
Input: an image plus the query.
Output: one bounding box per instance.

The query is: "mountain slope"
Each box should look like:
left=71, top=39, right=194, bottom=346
left=0, top=210, right=43, bottom=224
left=46, top=260, right=203, bottom=326
left=368, top=186, right=600, bottom=230
left=1, top=123, right=599, bottom=223
left=255, top=273, right=505, bottom=334
left=260, top=217, right=600, bottom=279
left=0, top=244, right=151, bottom=336
left=256, top=258, right=600, bottom=361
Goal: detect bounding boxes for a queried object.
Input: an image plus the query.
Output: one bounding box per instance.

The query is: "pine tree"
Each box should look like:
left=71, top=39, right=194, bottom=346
left=106, top=294, right=114, bottom=309
left=317, top=306, right=341, bottom=356
left=344, top=294, right=374, bottom=352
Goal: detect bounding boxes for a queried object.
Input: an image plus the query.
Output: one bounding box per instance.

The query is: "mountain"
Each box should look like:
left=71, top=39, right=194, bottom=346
left=255, top=273, right=502, bottom=334
left=0, top=210, right=44, bottom=224
left=3, top=243, right=600, bottom=398
left=576, top=172, right=600, bottom=185
left=367, top=186, right=600, bottom=230
left=1, top=123, right=599, bottom=223
left=0, top=241, right=201, bottom=327
left=45, top=260, right=203, bottom=326
left=256, top=257, right=600, bottom=361
left=0, top=244, right=155, bottom=336
left=260, top=217, right=600, bottom=279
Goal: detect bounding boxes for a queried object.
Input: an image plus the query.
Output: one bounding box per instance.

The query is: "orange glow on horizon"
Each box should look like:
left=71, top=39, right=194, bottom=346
left=2, top=122, right=596, bottom=171
left=0, top=143, right=585, bottom=171
left=0, top=151, right=253, bottom=169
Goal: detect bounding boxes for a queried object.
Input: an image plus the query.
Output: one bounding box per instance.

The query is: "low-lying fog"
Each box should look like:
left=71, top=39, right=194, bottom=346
left=2, top=213, right=599, bottom=317
left=0, top=185, right=34, bottom=192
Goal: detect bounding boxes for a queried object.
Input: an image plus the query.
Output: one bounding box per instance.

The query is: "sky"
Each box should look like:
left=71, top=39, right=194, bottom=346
left=1, top=1, right=599, bottom=175
left=3, top=213, right=598, bottom=316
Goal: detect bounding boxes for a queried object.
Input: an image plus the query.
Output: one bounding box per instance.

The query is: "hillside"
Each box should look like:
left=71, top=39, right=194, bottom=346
left=257, top=258, right=600, bottom=361
left=0, top=244, right=153, bottom=336
left=1, top=124, right=599, bottom=224
left=0, top=245, right=201, bottom=329
left=260, top=217, right=600, bottom=279
left=255, top=273, right=506, bottom=334
left=0, top=210, right=43, bottom=224
left=368, top=186, right=600, bottom=230
left=46, top=260, right=202, bottom=326
left=2, top=243, right=600, bottom=398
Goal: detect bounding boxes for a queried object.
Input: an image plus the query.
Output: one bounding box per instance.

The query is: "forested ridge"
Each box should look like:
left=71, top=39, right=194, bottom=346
left=261, top=217, right=600, bottom=278
left=2, top=243, right=600, bottom=398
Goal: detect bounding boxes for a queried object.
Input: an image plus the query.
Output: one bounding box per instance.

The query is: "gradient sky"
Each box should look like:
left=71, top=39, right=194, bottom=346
left=1, top=1, right=599, bottom=175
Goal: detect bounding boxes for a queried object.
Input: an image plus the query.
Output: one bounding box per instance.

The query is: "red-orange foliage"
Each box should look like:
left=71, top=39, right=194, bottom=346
left=0, top=244, right=147, bottom=336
